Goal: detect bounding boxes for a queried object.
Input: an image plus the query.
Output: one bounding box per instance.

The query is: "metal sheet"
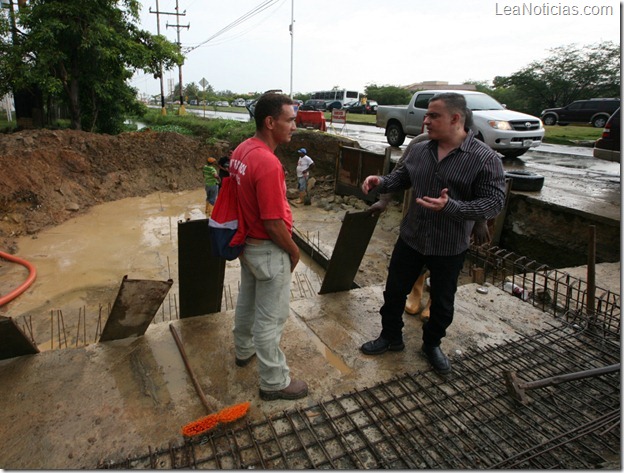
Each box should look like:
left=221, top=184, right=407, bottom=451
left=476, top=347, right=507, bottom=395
left=177, top=219, right=226, bottom=318
left=334, top=146, right=388, bottom=203
left=0, top=316, right=39, bottom=360
left=319, top=210, right=379, bottom=294
left=99, top=276, right=173, bottom=342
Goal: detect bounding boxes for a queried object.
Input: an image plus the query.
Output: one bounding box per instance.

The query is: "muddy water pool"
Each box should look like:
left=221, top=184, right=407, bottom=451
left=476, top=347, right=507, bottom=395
left=0, top=188, right=325, bottom=350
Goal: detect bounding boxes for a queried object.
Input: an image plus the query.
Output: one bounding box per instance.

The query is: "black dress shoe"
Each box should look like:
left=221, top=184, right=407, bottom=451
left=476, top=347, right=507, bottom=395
left=361, top=336, right=405, bottom=355
left=422, top=344, right=451, bottom=374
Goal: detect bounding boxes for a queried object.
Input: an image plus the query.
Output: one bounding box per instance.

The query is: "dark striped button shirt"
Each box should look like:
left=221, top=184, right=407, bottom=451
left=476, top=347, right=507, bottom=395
left=378, top=131, right=506, bottom=256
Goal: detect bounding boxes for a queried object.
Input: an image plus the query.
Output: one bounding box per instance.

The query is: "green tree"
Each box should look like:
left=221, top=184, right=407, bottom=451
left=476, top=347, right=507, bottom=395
left=464, top=80, right=532, bottom=113
left=364, top=84, right=411, bottom=105
left=0, top=0, right=183, bottom=133
left=184, top=82, right=200, bottom=103
left=493, top=41, right=620, bottom=116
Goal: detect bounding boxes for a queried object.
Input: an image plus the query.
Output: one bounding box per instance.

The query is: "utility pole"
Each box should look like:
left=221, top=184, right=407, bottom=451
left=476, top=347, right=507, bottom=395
left=149, top=0, right=167, bottom=116
left=166, top=0, right=189, bottom=115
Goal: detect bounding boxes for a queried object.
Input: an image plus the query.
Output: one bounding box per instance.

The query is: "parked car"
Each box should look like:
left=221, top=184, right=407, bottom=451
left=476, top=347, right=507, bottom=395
left=376, top=90, right=544, bottom=158
left=324, top=100, right=343, bottom=112
left=592, top=108, right=620, bottom=162
left=541, top=98, right=620, bottom=128
left=215, top=101, right=230, bottom=107
left=301, top=99, right=327, bottom=111
left=345, top=100, right=378, bottom=114
left=232, top=98, right=246, bottom=107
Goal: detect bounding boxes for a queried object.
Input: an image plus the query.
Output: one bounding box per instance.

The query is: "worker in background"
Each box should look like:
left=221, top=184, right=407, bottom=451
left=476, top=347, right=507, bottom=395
left=295, top=148, right=314, bottom=205
left=217, top=149, right=232, bottom=190
left=203, top=157, right=220, bottom=217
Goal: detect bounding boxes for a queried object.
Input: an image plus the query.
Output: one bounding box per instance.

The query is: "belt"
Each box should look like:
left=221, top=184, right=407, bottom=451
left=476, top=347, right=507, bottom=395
left=246, top=237, right=270, bottom=245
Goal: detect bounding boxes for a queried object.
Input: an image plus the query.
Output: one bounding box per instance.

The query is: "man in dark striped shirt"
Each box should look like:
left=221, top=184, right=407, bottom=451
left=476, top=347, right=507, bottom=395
left=360, top=92, right=505, bottom=374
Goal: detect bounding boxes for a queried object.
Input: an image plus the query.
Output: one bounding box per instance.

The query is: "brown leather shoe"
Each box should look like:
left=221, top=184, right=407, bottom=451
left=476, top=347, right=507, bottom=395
left=259, top=379, right=308, bottom=401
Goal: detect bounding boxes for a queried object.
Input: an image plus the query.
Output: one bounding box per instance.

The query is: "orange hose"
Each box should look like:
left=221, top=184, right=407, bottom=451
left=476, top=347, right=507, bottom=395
left=0, top=251, right=37, bottom=306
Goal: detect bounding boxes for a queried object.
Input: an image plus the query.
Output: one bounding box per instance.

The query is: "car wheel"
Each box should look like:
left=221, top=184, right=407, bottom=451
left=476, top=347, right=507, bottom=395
left=505, top=170, right=545, bottom=192
left=592, top=115, right=608, bottom=128
left=542, top=114, right=557, bottom=126
left=386, top=123, right=406, bottom=147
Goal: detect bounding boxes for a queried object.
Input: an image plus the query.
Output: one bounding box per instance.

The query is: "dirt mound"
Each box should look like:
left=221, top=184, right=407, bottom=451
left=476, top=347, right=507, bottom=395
left=0, top=128, right=358, bottom=252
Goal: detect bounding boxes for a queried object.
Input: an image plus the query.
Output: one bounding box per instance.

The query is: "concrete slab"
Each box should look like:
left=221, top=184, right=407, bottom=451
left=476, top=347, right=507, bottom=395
left=0, top=282, right=561, bottom=469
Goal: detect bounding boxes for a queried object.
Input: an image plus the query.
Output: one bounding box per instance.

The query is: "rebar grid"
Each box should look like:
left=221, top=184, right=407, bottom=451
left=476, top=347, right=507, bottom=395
left=16, top=240, right=618, bottom=351
left=98, top=324, right=621, bottom=470
left=469, top=245, right=620, bottom=338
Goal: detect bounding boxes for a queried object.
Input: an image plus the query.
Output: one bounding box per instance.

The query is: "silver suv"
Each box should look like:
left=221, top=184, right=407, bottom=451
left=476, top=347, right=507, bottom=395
left=541, top=98, right=620, bottom=128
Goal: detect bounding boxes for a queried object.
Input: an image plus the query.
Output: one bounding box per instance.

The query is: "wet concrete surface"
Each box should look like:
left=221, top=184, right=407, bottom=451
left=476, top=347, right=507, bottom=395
left=0, top=279, right=573, bottom=469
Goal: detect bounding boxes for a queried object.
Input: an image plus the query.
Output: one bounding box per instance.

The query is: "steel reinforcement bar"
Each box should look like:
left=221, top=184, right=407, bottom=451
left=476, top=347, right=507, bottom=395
left=98, top=324, right=620, bottom=469
left=468, top=245, right=620, bottom=338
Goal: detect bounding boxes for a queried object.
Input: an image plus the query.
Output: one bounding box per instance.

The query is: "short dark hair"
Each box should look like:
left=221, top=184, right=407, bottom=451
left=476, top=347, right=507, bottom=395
left=430, top=92, right=469, bottom=126
left=254, top=93, right=294, bottom=129
left=464, top=107, right=473, bottom=129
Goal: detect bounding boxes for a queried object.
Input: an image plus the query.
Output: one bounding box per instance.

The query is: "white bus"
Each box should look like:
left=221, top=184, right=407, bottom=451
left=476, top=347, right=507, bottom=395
left=310, top=89, right=360, bottom=106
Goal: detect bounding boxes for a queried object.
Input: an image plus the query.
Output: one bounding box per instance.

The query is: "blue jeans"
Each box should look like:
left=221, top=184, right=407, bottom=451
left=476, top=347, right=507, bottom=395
left=380, top=237, right=466, bottom=347
left=297, top=176, right=308, bottom=192
left=233, top=239, right=292, bottom=391
left=205, top=185, right=218, bottom=205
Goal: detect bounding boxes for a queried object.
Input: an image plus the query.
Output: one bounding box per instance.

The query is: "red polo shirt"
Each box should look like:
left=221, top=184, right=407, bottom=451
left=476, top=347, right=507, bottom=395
left=229, top=137, right=292, bottom=239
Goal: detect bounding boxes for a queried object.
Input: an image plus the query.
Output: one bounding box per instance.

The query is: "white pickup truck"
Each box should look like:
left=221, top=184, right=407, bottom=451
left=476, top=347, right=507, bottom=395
left=376, top=90, right=545, bottom=158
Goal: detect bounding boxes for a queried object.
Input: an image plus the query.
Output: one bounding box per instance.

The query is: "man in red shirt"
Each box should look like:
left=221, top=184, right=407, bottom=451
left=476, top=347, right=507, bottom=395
left=229, top=93, right=308, bottom=401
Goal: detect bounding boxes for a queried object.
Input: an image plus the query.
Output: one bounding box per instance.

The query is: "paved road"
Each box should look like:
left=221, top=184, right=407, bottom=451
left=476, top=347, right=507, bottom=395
left=329, top=122, right=620, bottom=222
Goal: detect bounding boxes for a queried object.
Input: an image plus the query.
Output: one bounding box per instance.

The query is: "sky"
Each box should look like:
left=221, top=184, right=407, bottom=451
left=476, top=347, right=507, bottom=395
left=131, top=0, right=621, bottom=99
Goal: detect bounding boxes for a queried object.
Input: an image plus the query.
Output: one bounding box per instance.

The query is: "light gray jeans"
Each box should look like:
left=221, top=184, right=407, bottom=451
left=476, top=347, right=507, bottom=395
left=233, top=239, right=291, bottom=392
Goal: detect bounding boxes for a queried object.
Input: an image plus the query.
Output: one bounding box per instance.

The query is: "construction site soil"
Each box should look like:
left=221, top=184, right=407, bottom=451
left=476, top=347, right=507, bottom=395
left=2, top=128, right=619, bottom=305
left=0, top=129, right=363, bottom=242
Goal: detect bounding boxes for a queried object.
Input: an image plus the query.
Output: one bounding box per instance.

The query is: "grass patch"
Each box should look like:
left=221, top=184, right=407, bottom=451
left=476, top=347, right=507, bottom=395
left=542, top=125, right=602, bottom=145
left=324, top=111, right=377, bottom=125
left=0, top=115, right=17, bottom=133
left=138, top=109, right=255, bottom=146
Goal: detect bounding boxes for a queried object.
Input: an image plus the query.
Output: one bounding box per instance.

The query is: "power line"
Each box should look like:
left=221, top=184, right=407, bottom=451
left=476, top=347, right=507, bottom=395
left=183, top=0, right=282, bottom=53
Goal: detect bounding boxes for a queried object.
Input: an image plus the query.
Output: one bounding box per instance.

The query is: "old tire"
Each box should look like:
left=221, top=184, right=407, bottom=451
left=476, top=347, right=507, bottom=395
left=386, top=123, right=406, bottom=147
left=501, top=148, right=528, bottom=159
left=542, top=114, right=557, bottom=126
left=505, top=171, right=545, bottom=192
